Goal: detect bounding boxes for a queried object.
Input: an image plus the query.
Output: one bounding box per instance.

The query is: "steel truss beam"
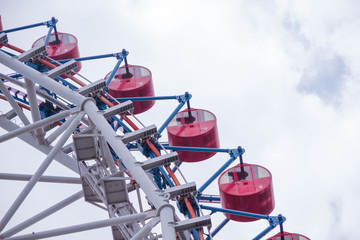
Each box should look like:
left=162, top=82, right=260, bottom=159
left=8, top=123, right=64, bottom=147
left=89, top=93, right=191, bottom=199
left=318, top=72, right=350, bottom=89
left=0, top=173, right=81, bottom=184
left=0, top=112, right=84, bottom=232
left=4, top=212, right=152, bottom=240
left=0, top=49, right=180, bottom=239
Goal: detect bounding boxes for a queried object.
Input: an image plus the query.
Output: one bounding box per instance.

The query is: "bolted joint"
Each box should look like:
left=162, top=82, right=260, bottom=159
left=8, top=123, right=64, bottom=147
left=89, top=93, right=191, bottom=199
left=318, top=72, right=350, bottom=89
left=268, top=214, right=286, bottom=227
left=176, top=92, right=192, bottom=104
left=228, top=146, right=245, bottom=159
left=278, top=214, right=286, bottom=225
left=44, top=17, right=58, bottom=27
left=113, top=49, right=130, bottom=60
left=121, top=49, right=129, bottom=58
left=113, top=52, right=124, bottom=60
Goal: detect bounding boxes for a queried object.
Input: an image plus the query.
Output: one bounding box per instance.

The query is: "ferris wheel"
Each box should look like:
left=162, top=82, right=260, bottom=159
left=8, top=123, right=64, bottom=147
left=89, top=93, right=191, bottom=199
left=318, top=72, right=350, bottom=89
left=0, top=16, right=310, bottom=240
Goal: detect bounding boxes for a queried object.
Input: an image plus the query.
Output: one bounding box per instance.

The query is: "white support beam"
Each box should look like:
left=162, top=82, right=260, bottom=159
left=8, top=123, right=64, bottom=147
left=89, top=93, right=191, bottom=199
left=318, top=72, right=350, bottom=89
left=0, top=79, right=30, bottom=126
left=98, top=135, right=118, bottom=174
left=3, top=109, right=17, bottom=120
left=0, top=191, right=83, bottom=238
left=24, top=78, right=45, bottom=144
left=130, top=217, right=160, bottom=240
left=0, top=72, right=70, bottom=110
left=0, top=112, right=85, bottom=232
left=0, top=115, right=78, bottom=173
left=4, top=212, right=149, bottom=240
left=0, top=173, right=81, bottom=184
left=34, top=87, right=70, bottom=110
left=45, top=113, right=78, bottom=144
left=0, top=51, right=85, bottom=105
left=0, top=50, right=178, bottom=239
left=0, top=109, right=71, bottom=143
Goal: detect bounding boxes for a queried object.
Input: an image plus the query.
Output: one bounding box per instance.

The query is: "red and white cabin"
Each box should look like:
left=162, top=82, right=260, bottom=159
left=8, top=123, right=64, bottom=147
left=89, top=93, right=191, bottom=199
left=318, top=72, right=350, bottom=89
left=167, top=108, right=220, bottom=162
left=106, top=65, right=155, bottom=115
left=218, top=163, right=275, bottom=222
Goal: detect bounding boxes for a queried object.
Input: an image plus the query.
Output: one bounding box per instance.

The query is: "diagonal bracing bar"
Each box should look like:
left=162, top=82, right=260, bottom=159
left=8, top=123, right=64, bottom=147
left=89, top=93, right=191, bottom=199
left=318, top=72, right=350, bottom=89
left=0, top=79, right=30, bottom=126
left=24, top=78, right=45, bottom=144
left=0, top=112, right=85, bottom=232
left=0, top=115, right=79, bottom=173
left=4, top=212, right=150, bottom=240
left=0, top=191, right=83, bottom=238
left=0, top=173, right=81, bottom=184
left=0, top=109, right=71, bottom=143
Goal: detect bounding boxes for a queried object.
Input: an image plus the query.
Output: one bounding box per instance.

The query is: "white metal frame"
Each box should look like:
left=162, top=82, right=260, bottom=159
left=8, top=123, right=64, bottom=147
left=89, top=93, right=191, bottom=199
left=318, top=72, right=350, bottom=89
left=0, top=38, right=208, bottom=239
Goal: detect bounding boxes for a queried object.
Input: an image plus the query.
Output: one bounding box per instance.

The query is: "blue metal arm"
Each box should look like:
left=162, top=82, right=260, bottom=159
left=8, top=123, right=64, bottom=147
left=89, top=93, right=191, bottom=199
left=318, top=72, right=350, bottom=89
left=253, top=225, right=276, bottom=240
left=201, top=205, right=286, bottom=240
left=44, top=25, right=54, bottom=46
left=200, top=205, right=269, bottom=220
left=163, top=145, right=231, bottom=153
left=115, top=95, right=179, bottom=102
left=171, top=160, right=182, bottom=173
left=197, top=147, right=244, bottom=194
left=106, top=49, right=129, bottom=86
left=205, top=218, right=230, bottom=240
left=253, top=215, right=286, bottom=240
left=157, top=92, right=192, bottom=135
left=43, top=17, right=58, bottom=46
left=0, top=17, right=58, bottom=34
left=197, top=195, right=221, bottom=203
left=111, top=115, right=132, bottom=133
left=54, top=52, right=126, bottom=63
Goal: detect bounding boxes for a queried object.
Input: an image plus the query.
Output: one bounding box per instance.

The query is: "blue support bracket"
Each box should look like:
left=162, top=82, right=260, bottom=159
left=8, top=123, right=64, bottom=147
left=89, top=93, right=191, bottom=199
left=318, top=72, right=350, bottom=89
left=112, top=115, right=132, bottom=133
left=200, top=205, right=269, bottom=220
left=53, top=76, right=78, bottom=90
left=205, top=218, right=230, bottom=240
left=253, top=215, right=286, bottom=240
left=171, top=160, right=182, bottom=173
left=44, top=17, right=58, bottom=46
left=200, top=205, right=286, bottom=240
left=115, top=95, right=179, bottom=102
left=43, top=17, right=58, bottom=28
left=54, top=52, right=127, bottom=64
left=0, top=17, right=58, bottom=34
left=197, top=194, right=221, bottom=203
left=0, top=49, right=16, bottom=57
left=181, top=205, right=200, bottom=240
left=157, top=92, right=192, bottom=136
left=145, top=151, right=175, bottom=189
left=163, top=145, right=232, bottom=153
left=196, top=147, right=244, bottom=195
left=106, top=49, right=129, bottom=86
left=157, top=165, right=175, bottom=188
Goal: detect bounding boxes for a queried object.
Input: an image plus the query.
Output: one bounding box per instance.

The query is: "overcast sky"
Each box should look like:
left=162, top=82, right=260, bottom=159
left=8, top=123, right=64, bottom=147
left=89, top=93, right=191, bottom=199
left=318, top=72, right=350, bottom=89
left=1, top=1, right=360, bottom=239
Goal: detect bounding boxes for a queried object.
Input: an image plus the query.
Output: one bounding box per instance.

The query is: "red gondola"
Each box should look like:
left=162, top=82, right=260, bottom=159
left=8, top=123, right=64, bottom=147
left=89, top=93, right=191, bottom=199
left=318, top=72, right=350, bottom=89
left=106, top=65, right=155, bottom=115
left=33, top=32, right=82, bottom=74
left=267, top=232, right=310, bottom=240
left=167, top=108, right=220, bottom=162
left=218, top=163, right=275, bottom=222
